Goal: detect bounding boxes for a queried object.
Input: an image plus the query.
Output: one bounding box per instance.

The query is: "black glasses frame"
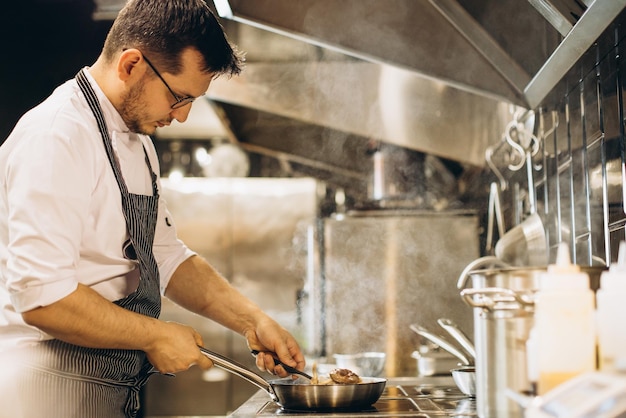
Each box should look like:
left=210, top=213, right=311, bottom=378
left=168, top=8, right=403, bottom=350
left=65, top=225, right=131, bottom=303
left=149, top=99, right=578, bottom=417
left=143, top=54, right=195, bottom=109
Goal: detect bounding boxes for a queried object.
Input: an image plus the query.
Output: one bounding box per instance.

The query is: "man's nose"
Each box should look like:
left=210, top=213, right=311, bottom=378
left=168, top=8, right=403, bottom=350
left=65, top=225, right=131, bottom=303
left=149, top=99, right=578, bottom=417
left=170, top=104, right=192, bottom=123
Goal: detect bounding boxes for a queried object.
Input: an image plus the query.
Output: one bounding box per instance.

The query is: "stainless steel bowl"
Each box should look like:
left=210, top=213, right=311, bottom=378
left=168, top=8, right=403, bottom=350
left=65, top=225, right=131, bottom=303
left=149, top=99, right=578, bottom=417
left=451, top=366, right=476, bottom=397
left=333, top=352, right=386, bottom=377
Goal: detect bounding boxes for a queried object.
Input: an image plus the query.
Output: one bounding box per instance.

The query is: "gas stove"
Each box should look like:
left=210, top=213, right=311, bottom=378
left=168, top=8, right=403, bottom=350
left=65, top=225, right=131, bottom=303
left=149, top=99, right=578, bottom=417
left=230, top=377, right=477, bottom=417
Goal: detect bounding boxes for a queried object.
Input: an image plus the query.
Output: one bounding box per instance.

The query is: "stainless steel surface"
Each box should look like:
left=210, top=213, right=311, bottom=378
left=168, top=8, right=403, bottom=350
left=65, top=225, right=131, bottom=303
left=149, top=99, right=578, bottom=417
left=411, top=351, right=461, bottom=377
left=199, top=347, right=277, bottom=397
left=91, top=0, right=626, bottom=196
left=428, top=0, right=531, bottom=94
left=495, top=213, right=548, bottom=267
left=200, top=343, right=387, bottom=410
left=207, top=61, right=514, bottom=167
left=451, top=367, right=476, bottom=397
left=230, top=376, right=476, bottom=417
left=524, top=0, right=626, bottom=108
left=460, top=267, right=540, bottom=418
left=209, top=0, right=621, bottom=107
left=315, top=212, right=479, bottom=377
left=458, top=265, right=604, bottom=418
left=260, top=377, right=387, bottom=411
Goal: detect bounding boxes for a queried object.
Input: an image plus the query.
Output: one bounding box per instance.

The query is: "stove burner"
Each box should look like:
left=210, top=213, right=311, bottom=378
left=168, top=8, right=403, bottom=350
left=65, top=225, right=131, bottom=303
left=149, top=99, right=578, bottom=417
left=254, top=385, right=477, bottom=416
left=408, top=384, right=467, bottom=398
left=273, top=398, right=419, bottom=414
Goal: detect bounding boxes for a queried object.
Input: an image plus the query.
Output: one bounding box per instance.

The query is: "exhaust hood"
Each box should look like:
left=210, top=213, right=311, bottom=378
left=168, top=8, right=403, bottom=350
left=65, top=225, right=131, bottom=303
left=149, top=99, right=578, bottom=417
left=92, top=0, right=626, bottom=171
left=211, top=0, right=625, bottom=108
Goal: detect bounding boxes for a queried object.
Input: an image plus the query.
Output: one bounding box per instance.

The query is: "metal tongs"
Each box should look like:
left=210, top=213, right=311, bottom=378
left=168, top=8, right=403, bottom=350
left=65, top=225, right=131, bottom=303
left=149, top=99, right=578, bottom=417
left=250, top=349, right=312, bottom=380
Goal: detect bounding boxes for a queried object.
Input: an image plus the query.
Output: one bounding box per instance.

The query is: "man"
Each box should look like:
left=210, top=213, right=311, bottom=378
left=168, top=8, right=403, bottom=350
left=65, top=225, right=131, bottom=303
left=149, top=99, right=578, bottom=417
left=0, top=0, right=305, bottom=416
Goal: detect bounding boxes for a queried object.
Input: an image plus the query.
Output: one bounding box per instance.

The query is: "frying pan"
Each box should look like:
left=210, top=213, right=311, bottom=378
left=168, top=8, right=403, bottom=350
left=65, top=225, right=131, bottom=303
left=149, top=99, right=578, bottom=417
left=199, top=347, right=386, bottom=410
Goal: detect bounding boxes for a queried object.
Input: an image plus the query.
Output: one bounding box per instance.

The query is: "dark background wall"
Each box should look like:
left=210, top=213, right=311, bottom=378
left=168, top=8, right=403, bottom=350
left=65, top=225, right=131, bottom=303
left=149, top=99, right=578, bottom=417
left=0, top=0, right=110, bottom=143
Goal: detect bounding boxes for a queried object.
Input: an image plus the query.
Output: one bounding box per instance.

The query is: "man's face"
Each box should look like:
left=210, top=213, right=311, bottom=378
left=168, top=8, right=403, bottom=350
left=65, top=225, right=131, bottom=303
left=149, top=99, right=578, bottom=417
left=119, top=48, right=214, bottom=135
left=118, top=76, right=154, bottom=134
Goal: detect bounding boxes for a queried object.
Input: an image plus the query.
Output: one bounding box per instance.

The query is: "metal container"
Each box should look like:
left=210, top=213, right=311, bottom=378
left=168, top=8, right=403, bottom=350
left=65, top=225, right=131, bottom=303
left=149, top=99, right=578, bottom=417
left=334, top=352, right=386, bottom=377
left=411, top=350, right=461, bottom=376
left=451, top=366, right=476, bottom=397
left=458, top=261, right=604, bottom=418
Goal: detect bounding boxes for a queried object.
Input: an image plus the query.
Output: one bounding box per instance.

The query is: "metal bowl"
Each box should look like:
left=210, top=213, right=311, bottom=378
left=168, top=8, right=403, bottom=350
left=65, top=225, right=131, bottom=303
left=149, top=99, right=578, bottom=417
left=333, top=352, right=386, bottom=377
left=451, top=366, right=476, bottom=397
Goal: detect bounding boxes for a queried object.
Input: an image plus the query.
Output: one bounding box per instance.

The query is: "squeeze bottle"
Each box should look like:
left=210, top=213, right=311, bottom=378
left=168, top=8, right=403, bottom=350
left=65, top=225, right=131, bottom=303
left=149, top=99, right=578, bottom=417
left=597, top=241, right=626, bottom=372
left=533, top=243, right=596, bottom=395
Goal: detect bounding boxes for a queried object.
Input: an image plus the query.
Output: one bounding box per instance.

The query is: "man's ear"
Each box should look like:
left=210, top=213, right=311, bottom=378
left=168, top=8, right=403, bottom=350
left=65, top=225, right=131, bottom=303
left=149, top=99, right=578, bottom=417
left=117, top=49, right=144, bottom=82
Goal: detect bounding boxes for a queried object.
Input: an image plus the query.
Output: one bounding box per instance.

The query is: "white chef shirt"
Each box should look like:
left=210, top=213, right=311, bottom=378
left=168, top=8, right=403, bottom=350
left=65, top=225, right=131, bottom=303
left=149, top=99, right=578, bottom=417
left=0, top=68, right=195, bottom=349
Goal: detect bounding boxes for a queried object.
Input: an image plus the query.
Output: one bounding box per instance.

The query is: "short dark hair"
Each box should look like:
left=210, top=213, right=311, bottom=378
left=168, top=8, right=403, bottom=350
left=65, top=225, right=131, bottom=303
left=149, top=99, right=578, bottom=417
left=102, top=0, right=243, bottom=78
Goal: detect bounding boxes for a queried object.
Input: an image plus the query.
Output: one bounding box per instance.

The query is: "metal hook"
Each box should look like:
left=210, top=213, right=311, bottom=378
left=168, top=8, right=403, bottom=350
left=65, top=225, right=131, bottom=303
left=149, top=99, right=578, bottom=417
left=485, top=143, right=509, bottom=191
left=504, top=121, right=527, bottom=171
left=486, top=182, right=506, bottom=253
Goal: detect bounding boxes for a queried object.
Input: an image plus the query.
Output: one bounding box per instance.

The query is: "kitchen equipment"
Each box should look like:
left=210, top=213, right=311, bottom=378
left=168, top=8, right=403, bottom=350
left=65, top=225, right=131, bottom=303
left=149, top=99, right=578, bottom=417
left=457, top=262, right=606, bottom=418
left=250, top=349, right=313, bottom=380
left=485, top=181, right=507, bottom=253
left=410, top=324, right=477, bottom=396
left=458, top=265, right=539, bottom=418
left=231, top=375, right=476, bottom=417
left=411, top=350, right=461, bottom=376
left=451, top=366, right=476, bottom=397
left=437, top=318, right=476, bottom=360
left=495, top=213, right=547, bottom=267
left=521, top=372, right=626, bottom=418
left=333, top=352, right=386, bottom=377
left=199, top=346, right=386, bottom=410
left=410, top=324, right=471, bottom=366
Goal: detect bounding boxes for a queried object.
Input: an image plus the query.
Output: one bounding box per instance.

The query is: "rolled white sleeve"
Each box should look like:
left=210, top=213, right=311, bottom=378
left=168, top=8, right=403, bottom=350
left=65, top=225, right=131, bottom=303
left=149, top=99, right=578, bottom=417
left=5, top=125, right=94, bottom=312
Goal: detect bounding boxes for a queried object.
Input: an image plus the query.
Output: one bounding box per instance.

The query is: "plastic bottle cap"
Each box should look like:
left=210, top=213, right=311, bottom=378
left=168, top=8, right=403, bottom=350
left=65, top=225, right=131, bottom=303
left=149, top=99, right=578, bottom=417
left=599, top=241, right=626, bottom=290
left=547, top=243, right=579, bottom=273
left=540, top=243, right=589, bottom=289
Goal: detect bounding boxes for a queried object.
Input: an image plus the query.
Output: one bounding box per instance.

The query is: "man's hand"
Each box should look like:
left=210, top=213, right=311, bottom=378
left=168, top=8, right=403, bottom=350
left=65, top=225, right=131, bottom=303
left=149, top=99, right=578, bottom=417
left=144, top=321, right=214, bottom=374
left=245, top=316, right=306, bottom=378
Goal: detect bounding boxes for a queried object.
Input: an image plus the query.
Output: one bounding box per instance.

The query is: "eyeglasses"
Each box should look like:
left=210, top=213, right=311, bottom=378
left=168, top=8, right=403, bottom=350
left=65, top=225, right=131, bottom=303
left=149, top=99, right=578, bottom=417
left=143, top=54, right=196, bottom=109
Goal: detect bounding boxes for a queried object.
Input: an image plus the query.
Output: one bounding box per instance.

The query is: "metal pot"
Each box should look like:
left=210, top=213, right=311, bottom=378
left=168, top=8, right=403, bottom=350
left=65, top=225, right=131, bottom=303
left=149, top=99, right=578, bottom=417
left=451, top=366, right=476, bottom=397
left=458, top=263, right=540, bottom=418
left=199, top=347, right=386, bottom=410
left=457, top=261, right=605, bottom=418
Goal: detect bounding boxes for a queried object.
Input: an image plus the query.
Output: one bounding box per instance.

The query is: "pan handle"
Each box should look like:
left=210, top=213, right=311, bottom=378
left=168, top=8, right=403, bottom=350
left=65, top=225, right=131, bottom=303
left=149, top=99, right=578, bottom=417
left=437, top=318, right=476, bottom=360
left=409, top=324, right=471, bottom=366
left=198, top=346, right=277, bottom=401
left=456, top=256, right=510, bottom=289
left=460, top=287, right=534, bottom=311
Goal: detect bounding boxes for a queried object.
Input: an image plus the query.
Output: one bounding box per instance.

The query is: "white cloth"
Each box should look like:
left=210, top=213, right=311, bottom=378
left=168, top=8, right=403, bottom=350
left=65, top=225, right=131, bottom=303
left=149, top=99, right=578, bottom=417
left=0, top=68, right=195, bottom=349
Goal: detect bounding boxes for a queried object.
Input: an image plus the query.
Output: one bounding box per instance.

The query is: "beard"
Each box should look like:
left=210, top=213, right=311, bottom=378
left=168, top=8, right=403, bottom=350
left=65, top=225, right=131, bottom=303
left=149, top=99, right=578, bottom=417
left=118, top=77, right=155, bottom=135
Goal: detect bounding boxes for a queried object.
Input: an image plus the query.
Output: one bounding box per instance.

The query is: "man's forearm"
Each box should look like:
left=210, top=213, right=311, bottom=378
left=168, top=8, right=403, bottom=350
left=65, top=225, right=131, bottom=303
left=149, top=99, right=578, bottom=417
left=21, top=283, right=161, bottom=351
left=165, top=255, right=266, bottom=336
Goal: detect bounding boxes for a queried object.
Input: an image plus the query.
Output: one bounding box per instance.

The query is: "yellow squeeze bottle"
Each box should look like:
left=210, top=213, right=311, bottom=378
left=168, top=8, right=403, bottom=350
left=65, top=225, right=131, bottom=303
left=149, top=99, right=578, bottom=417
left=534, top=243, right=596, bottom=395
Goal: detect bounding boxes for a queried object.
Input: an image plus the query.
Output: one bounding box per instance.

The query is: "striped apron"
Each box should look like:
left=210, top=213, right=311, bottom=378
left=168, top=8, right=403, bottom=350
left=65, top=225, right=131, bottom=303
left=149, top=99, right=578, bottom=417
left=11, top=69, right=163, bottom=418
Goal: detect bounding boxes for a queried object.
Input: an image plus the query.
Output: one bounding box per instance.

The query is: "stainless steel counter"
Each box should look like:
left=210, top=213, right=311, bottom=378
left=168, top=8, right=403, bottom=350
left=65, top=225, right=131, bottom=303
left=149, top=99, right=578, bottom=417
left=229, top=376, right=476, bottom=417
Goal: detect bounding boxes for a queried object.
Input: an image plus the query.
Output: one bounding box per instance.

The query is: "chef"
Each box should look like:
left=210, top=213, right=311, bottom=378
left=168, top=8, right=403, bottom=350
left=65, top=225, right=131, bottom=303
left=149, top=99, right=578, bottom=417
left=0, top=0, right=305, bottom=416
